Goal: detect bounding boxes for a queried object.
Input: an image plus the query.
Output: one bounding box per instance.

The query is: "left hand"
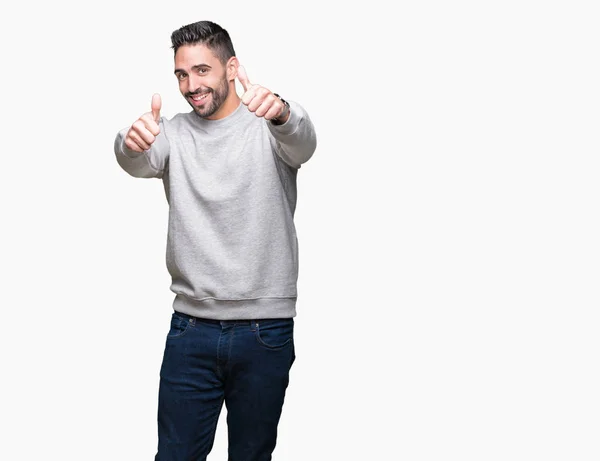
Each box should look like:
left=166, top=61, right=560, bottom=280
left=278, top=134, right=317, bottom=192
left=237, top=65, right=289, bottom=122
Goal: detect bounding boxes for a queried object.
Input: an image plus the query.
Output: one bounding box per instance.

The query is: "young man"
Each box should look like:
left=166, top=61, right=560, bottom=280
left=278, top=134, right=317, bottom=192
left=114, top=20, right=317, bottom=461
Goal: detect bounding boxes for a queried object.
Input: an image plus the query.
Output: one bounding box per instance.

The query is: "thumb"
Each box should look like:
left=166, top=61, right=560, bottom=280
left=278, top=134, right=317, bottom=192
left=237, top=66, right=252, bottom=92
left=151, top=93, right=162, bottom=122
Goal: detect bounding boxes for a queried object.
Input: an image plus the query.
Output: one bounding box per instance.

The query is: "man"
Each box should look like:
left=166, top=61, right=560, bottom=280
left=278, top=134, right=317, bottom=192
left=113, top=20, right=317, bottom=461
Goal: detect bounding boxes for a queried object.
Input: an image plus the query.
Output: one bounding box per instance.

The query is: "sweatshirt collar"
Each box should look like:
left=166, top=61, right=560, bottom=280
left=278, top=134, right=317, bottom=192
left=188, top=100, right=246, bottom=128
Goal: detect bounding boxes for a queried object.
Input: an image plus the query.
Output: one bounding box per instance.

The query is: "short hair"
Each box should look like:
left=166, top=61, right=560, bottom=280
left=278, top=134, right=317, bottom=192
left=171, top=21, right=236, bottom=65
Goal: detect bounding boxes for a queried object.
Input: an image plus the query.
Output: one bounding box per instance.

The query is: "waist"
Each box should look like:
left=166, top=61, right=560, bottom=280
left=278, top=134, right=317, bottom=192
left=172, top=293, right=297, bottom=320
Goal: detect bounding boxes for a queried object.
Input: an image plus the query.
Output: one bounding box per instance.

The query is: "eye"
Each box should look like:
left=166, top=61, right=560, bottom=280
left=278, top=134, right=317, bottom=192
left=176, top=73, right=188, bottom=81
left=197, top=68, right=208, bottom=75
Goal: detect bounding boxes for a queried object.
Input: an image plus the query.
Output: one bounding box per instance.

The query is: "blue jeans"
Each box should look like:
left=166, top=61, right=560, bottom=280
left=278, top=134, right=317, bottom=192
left=154, top=311, right=296, bottom=461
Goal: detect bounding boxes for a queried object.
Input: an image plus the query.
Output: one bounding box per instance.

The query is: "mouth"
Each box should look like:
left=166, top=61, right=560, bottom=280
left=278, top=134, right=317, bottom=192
left=189, top=92, right=210, bottom=105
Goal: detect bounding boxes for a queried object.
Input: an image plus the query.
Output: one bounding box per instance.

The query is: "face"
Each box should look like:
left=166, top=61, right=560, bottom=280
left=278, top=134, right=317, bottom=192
left=174, top=44, right=234, bottom=119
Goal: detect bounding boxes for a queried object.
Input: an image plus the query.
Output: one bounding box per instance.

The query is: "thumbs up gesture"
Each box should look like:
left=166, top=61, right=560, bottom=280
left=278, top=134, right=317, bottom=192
left=237, top=66, right=289, bottom=123
left=124, top=94, right=162, bottom=153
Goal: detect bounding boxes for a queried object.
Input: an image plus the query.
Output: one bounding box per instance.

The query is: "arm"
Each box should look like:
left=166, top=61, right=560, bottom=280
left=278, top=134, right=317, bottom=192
left=114, top=93, right=170, bottom=179
left=267, top=100, right=317, bottom=169
left=236, top=65, right=317, bottom=169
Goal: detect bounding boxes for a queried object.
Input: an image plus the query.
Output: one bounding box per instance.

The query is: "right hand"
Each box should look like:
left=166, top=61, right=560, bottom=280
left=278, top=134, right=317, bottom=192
left=124, top=94, right=162, bottom=152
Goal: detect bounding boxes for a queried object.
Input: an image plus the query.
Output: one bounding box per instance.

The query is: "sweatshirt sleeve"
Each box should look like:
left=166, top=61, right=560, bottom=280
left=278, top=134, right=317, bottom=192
left=267, top=100, right=317, bottom=169
left=114, top=118, right=170, bottom=179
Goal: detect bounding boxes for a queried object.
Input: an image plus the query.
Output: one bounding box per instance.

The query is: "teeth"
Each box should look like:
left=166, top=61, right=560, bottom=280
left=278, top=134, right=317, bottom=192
left=192, top=93, right=208, bottom=101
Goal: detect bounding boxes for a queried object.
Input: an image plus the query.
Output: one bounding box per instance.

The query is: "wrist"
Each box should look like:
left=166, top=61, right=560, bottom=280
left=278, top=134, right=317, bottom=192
left=271, top=93, right=290, bottom=125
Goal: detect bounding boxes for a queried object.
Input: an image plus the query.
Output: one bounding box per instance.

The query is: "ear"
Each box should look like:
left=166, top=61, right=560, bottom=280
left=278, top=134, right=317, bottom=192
left=226, top=56, right=239, bottom=82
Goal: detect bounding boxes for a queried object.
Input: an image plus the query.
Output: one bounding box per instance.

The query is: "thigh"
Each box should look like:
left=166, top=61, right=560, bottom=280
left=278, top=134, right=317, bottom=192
left=155, top=313, right=225, bottom=461
left=225, top=318, right=296, bottom=461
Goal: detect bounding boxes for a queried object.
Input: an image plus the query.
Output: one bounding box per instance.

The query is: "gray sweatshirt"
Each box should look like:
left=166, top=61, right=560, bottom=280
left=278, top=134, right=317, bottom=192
left=114, top=100, right=317, bottom=320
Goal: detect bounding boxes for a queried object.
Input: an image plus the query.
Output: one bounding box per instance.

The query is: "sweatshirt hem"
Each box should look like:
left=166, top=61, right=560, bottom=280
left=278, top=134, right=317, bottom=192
left=172, top=292, right=297, bottom=320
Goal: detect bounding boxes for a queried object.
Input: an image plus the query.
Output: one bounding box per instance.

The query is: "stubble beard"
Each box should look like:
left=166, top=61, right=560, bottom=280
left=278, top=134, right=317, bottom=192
left=187, top=77, right=230, bottom=119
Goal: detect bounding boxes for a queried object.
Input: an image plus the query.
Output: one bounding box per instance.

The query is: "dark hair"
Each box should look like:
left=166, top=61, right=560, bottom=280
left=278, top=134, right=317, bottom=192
left=171, top=21, right=236, bottom=65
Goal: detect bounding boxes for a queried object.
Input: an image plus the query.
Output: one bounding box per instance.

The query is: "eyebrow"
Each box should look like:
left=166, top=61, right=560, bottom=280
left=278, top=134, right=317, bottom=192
left=174, top=64, right=212, bottom=74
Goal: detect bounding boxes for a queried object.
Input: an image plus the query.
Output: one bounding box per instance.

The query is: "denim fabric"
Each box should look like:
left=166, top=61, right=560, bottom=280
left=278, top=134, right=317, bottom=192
left=154, top=311, right=296, bottom=461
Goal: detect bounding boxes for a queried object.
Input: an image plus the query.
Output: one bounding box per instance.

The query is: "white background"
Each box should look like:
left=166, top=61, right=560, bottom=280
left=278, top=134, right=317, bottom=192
left=1, top=0, right=599, bottom=459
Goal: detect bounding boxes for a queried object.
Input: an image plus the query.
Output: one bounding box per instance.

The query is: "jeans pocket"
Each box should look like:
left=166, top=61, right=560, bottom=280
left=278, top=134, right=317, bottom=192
left=166, top=313, right=193, bottom=339
left=255, top=318, right=294, bottom=349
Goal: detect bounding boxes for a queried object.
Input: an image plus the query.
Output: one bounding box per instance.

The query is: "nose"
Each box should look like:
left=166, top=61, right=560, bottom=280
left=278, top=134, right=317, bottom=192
left=187, top=73, right=203, bottom=94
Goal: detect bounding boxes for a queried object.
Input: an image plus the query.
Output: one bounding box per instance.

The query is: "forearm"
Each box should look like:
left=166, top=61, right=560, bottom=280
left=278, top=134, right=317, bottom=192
left=268, top=100, right=317, bottom=169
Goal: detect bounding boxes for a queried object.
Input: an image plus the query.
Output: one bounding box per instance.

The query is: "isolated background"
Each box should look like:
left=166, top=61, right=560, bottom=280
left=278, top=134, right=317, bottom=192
left=1, top=0, right=599, bottom=459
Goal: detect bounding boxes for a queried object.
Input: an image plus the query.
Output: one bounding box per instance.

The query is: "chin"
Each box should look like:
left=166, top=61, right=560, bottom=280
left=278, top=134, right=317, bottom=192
left=197, top=108, right=216, bottom=118
left=197, top=103, right=222, bottom=119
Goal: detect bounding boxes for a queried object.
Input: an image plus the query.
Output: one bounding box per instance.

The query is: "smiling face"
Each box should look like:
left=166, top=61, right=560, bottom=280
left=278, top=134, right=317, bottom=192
left=174, top=43, right=238, bottom=120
